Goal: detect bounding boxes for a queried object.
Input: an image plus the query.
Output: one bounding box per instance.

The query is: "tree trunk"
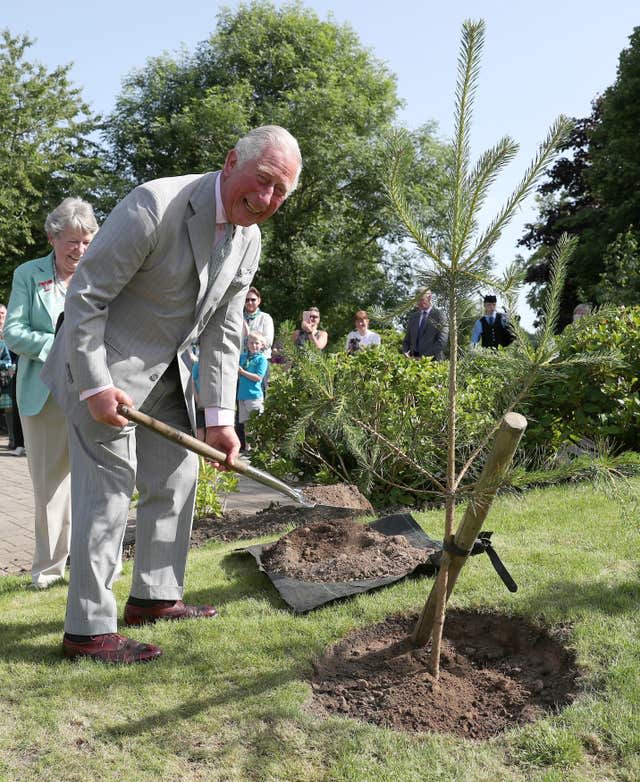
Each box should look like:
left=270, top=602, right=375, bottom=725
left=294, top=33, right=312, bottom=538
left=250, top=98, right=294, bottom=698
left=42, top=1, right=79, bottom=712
left=428, top=297, right=458, bottom=678
left=413, top=411, right=527, bottom=646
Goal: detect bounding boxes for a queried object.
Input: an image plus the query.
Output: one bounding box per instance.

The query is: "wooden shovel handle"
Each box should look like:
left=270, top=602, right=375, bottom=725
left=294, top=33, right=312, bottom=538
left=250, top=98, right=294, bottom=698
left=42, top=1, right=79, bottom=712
left=117, top=403, right=249, bottom=476
left=116, top=403, right=309, bottom=505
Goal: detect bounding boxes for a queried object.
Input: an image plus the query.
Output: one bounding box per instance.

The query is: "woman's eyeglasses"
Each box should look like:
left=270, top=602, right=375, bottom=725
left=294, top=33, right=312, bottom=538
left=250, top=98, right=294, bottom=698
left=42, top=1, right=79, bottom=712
left=245, top=298, right=258, bottom=303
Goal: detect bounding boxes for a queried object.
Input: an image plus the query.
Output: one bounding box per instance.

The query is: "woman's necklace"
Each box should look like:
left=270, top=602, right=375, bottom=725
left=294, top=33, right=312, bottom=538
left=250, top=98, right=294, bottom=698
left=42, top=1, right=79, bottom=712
left=52, top=260, right=68, bottom=298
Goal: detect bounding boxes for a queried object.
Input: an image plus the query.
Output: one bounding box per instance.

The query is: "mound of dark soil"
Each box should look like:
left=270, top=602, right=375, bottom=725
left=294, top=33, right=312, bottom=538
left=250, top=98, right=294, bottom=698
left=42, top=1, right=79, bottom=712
left=122, top=483, right=374, bottom=556
left=190, top=503, right=370, bottom=547
left=300, top=484, right=374, bottom=511
left=261, top=518, right=436, bottom=582
left=310, top=610, right=581, bottom=740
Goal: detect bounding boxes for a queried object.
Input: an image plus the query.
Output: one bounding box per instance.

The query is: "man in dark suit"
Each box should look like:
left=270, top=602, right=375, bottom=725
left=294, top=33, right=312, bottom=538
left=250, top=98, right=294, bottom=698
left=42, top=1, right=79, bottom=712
left=402, top=290, right=448, bottom=360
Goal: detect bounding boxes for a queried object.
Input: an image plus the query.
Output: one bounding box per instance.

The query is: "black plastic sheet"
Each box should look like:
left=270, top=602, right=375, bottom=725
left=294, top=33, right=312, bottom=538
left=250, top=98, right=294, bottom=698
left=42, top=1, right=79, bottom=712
left=240, top=513, right=442, bottom=613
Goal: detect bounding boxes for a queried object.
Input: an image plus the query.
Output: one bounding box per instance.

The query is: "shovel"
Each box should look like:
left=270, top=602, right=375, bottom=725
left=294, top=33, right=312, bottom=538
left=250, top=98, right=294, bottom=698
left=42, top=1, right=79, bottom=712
left=117, top=403, right=314, bottom=507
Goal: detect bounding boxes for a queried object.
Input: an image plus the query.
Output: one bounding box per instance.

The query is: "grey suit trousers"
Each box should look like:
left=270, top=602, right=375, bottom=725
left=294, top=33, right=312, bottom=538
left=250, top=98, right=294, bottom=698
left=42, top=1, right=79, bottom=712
left=64, top=359, right=198, bottom=635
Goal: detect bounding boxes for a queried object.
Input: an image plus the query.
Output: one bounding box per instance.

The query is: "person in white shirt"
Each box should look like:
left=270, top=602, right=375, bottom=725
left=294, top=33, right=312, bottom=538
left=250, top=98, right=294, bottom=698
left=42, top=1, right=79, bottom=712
left=345, top=309, right=381, bottom=353
left=470, top=294, right=513, bottom=348
left=242, top=286, right=274, bottom=358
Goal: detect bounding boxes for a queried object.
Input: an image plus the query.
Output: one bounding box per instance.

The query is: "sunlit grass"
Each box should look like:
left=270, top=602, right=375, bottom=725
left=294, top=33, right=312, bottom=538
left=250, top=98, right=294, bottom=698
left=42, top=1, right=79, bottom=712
left=0, top=478, right=639, bottom=781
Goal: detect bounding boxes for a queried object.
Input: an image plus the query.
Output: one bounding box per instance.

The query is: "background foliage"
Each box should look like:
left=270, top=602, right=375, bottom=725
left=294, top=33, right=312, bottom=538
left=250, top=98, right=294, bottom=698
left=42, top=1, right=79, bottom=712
left=521, top=26, right=640, bottom=326
left=102, top=0, right=453, bottom=337
left=0, top=30, right=102, bottom=300
left=519, top=305, right=640, bottom=451
left=251, top=343, right=510, bottom=506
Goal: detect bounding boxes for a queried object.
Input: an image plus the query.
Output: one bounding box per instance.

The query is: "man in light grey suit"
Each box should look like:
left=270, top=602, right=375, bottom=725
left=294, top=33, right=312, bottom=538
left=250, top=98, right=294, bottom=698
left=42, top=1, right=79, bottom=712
left=402, top=290, right=448, bottom=360
left=42, top=126, right=302, bottom=663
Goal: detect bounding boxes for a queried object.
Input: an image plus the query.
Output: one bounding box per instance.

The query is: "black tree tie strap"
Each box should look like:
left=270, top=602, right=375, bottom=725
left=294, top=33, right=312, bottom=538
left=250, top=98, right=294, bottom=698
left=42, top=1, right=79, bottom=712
left=440, top=532, right=518, bottom=593
left=443, top=536, right=473, bottom=558
left=472, top=531, right=518, bottom=593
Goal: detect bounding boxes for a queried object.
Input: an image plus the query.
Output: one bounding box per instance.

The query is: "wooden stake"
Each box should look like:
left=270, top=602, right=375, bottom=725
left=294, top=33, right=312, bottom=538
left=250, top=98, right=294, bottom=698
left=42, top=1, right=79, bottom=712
left=413, top=412, right=527, bottom=646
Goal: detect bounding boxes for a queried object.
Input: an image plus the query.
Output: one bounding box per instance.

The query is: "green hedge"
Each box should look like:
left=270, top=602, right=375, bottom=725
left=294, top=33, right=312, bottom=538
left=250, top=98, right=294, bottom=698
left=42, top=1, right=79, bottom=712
left=519, top=305, right=640, bottom=451
left=251, top=344, right=503, bottom=506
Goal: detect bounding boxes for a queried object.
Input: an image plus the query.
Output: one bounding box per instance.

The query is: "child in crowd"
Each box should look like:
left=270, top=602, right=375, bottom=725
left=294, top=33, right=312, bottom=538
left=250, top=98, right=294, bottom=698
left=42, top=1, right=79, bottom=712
left=190, top=343, right=205, bottom=441
left=237, top=331, right=268, bottom=452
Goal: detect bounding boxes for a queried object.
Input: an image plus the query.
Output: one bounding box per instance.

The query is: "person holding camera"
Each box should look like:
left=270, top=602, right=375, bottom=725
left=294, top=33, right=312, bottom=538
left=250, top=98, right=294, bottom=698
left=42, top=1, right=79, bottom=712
left=345, top=309, right=380, bottom=353
left=292, top=307, right=328, bottom=350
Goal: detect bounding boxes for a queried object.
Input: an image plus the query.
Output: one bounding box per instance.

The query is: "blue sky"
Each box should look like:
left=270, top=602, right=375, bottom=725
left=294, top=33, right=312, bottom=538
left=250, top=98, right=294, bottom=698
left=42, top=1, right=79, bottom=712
left=7, top=1, right=639, bottom=325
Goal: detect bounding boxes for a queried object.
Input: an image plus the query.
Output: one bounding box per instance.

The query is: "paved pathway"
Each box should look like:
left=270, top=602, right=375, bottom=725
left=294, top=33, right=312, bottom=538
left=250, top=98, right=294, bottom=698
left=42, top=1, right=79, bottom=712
left=0, top=433, right=295, bottom=577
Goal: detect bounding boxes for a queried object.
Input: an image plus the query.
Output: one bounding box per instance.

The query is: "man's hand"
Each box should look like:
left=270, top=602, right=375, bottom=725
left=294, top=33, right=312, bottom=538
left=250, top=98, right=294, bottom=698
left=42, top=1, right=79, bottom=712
left=86, top=387, right=134, bottom=427
left=205, top=425, right=241, bottom=471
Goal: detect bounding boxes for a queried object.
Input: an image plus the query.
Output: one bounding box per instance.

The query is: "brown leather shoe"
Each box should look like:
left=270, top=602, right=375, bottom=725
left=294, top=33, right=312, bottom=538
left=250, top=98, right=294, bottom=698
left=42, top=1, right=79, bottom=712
left=123, top=599, right=218, bottom=626
left=62, top=633, right=162, bottom=664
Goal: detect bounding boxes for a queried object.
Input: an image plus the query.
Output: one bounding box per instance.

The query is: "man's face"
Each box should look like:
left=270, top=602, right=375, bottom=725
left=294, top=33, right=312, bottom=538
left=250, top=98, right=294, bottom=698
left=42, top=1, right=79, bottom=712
left=418, top=292, right=432, bottom=310
left=220, top=145, right=299, bottom=227
left=355, top=316, right=369, bottom=332
left=484, top=301, right=497, bottom=316
left=245, top=292, right=260, bottom=314
left=49, top=227, right=94, bottom=279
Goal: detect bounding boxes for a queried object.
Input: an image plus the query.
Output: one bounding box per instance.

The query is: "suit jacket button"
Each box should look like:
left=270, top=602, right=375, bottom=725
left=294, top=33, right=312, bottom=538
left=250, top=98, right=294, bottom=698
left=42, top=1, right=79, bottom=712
left=150, top=373, right=159, bottom=381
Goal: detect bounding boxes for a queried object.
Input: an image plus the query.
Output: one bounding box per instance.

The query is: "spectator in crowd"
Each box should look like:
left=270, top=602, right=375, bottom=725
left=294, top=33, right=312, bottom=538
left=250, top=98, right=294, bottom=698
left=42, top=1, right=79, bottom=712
left=0, top=304, right=10, bottom=362
left=470, top=294, right=514, bottom=348
left=7, top=352, right=24, bottom=455
left=189, top=343, right=205, bottom=441
left=0, top=303, right=15, bottom=443
left=5, top=197, right=99, bottom=589
left=292, top=307, right=328, bottom=350
left=0, top=303, right=25, bottom=454
left=237, top=331, right=268, bottom=453
left=345, top=309, right=381, bottom=353
left=402, top=290, right=448, bottom=360
left=242, top=287, right=274, bottom=358
left=42, top=125, right=302, bottom=664
left=572, top=302, right=592, bottom=322
left=237, top=287, right=274, bottom=448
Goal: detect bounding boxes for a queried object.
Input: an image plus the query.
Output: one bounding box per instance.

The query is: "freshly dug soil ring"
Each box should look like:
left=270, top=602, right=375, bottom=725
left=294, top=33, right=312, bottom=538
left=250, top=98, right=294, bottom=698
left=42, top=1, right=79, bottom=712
left=309, top=610, right=581, bottom=739
left=261, top=517, right=436, bottom=582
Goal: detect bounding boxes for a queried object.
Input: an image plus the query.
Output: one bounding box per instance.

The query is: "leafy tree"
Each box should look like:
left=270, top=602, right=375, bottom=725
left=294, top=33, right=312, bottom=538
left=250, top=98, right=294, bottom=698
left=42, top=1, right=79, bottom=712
left=597, top=226, right=640, bottom=305
left=519, top=112, right=600, bottom=322
left=0, top=29, right=102, bottom=299
left=102, top=1, right=452, bottom=336
left=521, top=26, right=640, bottom=325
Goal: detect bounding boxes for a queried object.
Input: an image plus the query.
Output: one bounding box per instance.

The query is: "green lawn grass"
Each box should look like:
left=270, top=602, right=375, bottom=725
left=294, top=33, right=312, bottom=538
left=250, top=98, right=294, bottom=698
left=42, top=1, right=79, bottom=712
left=1, top=478, right=639, bottom=782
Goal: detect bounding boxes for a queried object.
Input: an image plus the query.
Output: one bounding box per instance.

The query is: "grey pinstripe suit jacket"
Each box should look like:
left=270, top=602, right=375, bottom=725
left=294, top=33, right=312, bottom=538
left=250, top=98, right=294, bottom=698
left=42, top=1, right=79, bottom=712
left=42, top=171, right=261, bottom=424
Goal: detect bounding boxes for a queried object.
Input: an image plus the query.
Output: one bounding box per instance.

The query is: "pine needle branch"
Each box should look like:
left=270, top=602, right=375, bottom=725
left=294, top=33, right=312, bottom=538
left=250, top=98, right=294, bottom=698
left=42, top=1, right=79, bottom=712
left=465, top=115, right=574, bottom=265
left=450, top=19, right=485, bottom=261
left=456, top=136, right=519, bottom=261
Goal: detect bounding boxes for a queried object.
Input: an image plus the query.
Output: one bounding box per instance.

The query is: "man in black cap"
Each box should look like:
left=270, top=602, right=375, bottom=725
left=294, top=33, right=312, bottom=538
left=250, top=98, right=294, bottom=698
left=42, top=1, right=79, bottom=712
left=470, top=295, right=514, bottom=348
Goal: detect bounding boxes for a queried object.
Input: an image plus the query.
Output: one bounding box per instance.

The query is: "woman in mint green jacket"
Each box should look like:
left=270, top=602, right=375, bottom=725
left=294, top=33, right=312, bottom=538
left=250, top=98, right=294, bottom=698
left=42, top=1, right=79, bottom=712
left=5, top=198, right=98, bottom=588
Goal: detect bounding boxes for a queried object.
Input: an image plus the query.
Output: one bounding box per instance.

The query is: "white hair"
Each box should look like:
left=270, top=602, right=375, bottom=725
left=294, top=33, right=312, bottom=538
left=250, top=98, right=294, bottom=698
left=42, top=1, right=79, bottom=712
left=44, top=197, right=98, bottom=237
left=234, top=125, right=302, bottom=192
